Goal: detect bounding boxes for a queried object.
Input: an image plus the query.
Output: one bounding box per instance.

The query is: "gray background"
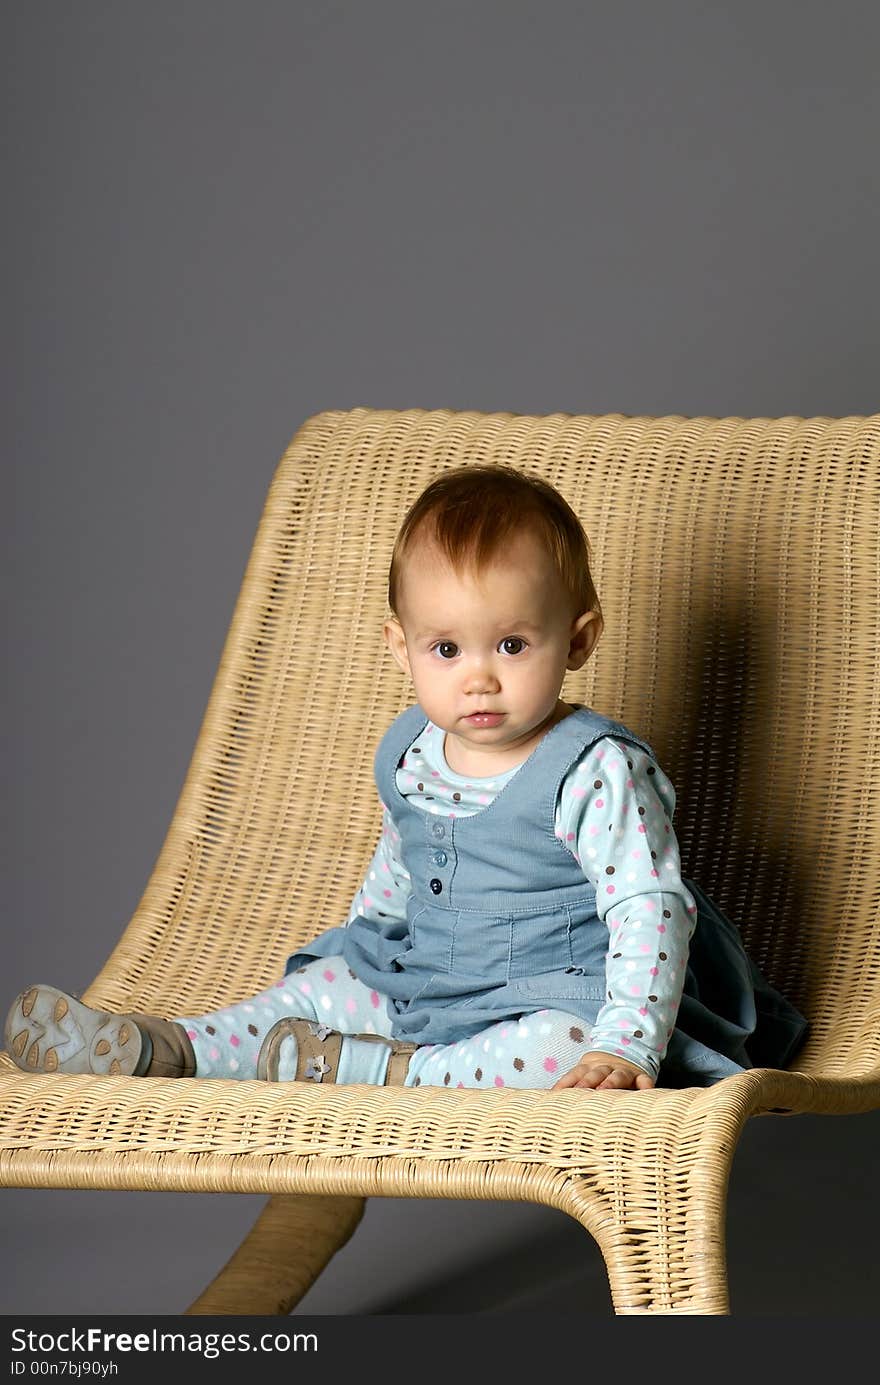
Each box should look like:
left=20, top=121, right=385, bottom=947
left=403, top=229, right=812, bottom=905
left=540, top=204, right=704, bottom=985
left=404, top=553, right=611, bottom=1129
left=3, top=1, right=879, bottom=1316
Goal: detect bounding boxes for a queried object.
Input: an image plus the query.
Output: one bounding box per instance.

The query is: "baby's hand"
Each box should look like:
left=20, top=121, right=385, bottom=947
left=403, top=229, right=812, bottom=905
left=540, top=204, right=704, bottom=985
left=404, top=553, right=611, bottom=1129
left=551, top=1050, right=656, bottom=1092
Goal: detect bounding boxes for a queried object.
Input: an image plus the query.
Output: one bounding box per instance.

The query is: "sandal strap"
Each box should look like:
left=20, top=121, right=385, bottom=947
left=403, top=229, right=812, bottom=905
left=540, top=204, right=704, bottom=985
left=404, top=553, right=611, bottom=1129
left=290, top=1020, right=344, bottom=1082
left=384, top=1040, right=419, bottom=1086
left=260, top=1019, right=419, bottom=1085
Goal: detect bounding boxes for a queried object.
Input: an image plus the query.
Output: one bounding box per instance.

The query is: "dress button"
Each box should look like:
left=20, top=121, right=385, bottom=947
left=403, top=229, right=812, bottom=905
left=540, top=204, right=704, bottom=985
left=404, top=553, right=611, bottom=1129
left=431, top=823, right=445, bottom=839
left=433, top=851, right=448, bottom=866
left=430, top=878, right=443, bottom=894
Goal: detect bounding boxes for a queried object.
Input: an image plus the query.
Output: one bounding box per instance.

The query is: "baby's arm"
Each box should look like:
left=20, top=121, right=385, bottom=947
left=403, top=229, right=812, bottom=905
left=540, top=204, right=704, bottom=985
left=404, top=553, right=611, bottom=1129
left=344, top=802, right=412, bottom=930
left=551, top=738, right=697, bottom=1091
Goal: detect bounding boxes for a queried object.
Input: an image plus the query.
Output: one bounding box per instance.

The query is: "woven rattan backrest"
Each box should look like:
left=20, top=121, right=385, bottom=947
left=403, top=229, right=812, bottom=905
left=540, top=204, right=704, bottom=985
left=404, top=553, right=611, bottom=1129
left=100, top=409, right=880, bottom=1073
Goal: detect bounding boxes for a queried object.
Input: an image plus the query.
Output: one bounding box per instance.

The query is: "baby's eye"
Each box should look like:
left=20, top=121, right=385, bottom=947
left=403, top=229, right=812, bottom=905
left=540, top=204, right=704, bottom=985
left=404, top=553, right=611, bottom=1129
left=429, top=637, right=528, bottom=660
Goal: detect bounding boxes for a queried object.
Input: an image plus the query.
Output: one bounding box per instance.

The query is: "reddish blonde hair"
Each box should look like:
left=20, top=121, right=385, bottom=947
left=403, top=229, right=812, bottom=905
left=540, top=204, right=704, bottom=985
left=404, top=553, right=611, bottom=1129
left=388, top=463, right=602, bottom=624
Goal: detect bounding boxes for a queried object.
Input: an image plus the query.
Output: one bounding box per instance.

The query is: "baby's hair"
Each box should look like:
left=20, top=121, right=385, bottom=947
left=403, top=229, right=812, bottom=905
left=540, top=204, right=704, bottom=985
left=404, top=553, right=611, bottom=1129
left=388, top=462, right=602, bottom=625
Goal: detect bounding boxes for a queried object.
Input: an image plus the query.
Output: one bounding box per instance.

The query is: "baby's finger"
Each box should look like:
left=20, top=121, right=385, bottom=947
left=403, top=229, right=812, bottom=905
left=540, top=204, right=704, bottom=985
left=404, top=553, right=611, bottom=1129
left=596, top=1068, right=636, bottom=1089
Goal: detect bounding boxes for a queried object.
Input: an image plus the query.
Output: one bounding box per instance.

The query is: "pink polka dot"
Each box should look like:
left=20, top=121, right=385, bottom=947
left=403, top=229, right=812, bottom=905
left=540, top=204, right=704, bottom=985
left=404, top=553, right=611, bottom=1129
left=543, top=1056, right=558, bottom=1073
left=494, top=1075, right=505, bottom=1087
left=626, top=778, right=634, bottom=788
left=638, top=824, right=646, bottom=833
left=651, top=967, right=659, bottom=976
left=345, top=997, right=357, bottom=1014
left=209, top=1046, right=219, bottom=1060
left=621, top=1036, right=631, bottom=1045
left=572, top=785, right=586, bottom=799
left=595, top=798, right=604, bottom=809
left=657, top=923, right=666, bottom=932
left=299, top=982, right=312, bottom=995
left=639, top=1006, right=649, bottom=1016
left=186, top=1029, right=198, bottom=1041
left=383, top=889, right=392, bottom=898
left=370, top=990, right=380, bottom=1008
left=614, top=1048, right=625, bottom=1056
left=275, top=980, right=285, bottom=988
left=456, top=1082, right=465, bottom=1088
left=650, top=868, right=659, bottom=877
left=322, top=969, right=336, bottom=982
left=606, top=884, right=615, bottom=894
left=566, top=832, right=575, bottom=842
left=229, top=1034, right=240, bottom=1047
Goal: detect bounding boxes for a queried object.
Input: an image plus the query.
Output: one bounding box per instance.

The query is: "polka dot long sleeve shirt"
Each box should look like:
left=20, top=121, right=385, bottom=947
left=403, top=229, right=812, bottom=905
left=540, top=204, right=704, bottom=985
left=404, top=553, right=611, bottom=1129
left=347, top=725, right=697, bottom=1080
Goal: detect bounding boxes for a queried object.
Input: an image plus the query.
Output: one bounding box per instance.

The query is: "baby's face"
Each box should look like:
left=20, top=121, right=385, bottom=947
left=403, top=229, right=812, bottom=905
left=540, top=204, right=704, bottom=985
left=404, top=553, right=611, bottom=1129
left=384, top=530, right=602, bottom=770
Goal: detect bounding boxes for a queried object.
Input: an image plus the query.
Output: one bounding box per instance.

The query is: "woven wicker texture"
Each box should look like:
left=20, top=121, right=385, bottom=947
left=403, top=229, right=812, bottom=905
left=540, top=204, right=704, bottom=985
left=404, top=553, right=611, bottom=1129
left=3, top=408, right=879, bottom=1315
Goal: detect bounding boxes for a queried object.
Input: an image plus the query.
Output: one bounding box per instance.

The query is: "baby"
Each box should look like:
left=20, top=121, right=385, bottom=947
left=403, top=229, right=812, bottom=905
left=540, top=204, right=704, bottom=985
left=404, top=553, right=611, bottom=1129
left=5, top=463, right=808, bottom=1092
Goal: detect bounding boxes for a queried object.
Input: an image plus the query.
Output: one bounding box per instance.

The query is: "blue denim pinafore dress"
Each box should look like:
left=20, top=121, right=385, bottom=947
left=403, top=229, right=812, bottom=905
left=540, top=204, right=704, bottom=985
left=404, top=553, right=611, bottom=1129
left=286, top=703, right=809, bottom=1087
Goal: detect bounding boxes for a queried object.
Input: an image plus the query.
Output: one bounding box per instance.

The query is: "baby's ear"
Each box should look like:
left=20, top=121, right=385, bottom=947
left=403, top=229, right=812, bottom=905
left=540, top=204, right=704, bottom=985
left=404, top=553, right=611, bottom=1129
left=383, top=617, right=410, bottom=673
left=568, top=609, right=604, bottom=669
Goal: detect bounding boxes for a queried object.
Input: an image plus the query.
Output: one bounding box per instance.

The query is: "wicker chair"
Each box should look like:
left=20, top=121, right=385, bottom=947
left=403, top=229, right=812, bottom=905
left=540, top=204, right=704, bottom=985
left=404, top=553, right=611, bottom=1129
left=2, top=408, right=879, bottom=1316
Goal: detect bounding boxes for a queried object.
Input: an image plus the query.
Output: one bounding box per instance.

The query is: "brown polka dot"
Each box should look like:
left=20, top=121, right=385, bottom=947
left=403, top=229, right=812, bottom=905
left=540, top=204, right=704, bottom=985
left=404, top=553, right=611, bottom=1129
left=296, top=968, right=306, bottom=974
left=513, top=1057, right=525, bottom=1072
left=348, top=968, right=357, bottom=978
left=659, top=952, right=667, bottom=961
left=453, top=792, right=461, bottom=801
left=647, top=765, right=656, bottom=775
left=412, top=746, right=422, bottom=754
left=413, top=1076, right=421, bottom=1085
left=634, top=1030, right=643, bottom=1038
left=443, top=1072, right=451, bottom=1085
left=248, top=1024, right=258, bottom=1036
left=612, top=952, right=622, bottom=958
left=569, top=1027, right=584, bottom=1043
left=594, top=779, right=603, bottom=789
left=608, top=990, right=613, bottom=999
left=425, top=796, right=434, bottom=801
left=417, top=782, right=424, bottom=790
left=627, top=760, right=633, bottom=769
left=663, top=909, right=671, bottom=918
left=649, top=995, right=658, bottom=1002
left=205, top=1026, right=215, bottom=1036
left=638, top=806, right=646, bottom=815
left=475, top=1067, right=483, bottom=1081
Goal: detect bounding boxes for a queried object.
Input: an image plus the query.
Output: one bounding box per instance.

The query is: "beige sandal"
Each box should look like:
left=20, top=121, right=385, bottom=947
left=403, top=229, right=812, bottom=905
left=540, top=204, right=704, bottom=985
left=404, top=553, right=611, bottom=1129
left=256, top=1018, right=418, bottom=1086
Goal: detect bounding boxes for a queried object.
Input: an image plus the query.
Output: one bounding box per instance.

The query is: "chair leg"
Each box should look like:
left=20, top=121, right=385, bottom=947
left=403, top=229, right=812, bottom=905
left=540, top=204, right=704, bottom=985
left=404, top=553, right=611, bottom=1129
left=570, top=1178, right=730, bottom=1315
left=184, top=1194, right=366, bottom=1315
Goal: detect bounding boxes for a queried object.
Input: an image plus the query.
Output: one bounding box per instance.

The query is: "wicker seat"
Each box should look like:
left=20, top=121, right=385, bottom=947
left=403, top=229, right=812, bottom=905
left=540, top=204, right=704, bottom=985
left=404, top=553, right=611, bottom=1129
left=2, top=407, right=879, bottom=1315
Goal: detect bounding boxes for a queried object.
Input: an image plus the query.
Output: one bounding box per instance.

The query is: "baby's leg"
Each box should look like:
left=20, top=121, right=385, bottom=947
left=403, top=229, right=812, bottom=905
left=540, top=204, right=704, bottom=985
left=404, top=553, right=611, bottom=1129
left=177, top=955, right=395, bottom=1079
left=403, top=1009, right=595, bottom=1090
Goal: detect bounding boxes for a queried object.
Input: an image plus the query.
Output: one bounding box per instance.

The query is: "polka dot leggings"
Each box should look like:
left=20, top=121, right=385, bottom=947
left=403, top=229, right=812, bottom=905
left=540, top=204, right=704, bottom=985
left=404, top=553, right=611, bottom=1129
left=175, top=954, right=597, bottom=1089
